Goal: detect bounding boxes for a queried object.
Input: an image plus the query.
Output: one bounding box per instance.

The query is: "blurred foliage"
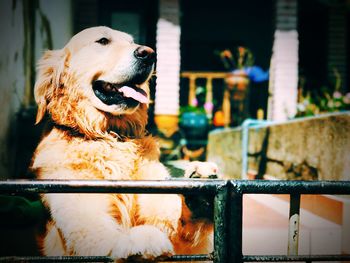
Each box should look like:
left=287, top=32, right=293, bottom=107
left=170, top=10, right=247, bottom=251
left=215, top=46, right=254, bottom=70
left=296, top=69, right=350, bottom=117
left=180, top=105, right=206, bottom=115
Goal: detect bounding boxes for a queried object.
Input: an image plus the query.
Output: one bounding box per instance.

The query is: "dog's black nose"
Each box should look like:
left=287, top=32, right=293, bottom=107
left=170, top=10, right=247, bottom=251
left=134, top=46, right=156, bottom=64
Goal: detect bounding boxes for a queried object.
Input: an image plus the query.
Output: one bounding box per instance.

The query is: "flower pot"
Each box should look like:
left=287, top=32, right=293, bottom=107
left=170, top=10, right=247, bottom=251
left=179, top=112, right=209, bottom=140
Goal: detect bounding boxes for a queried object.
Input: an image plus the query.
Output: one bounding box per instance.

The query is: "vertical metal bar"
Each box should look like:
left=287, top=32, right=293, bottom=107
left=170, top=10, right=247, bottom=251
left=214, top=184, right=228, bottom=263
left=241, top=119, right=273, bottom=179
left=288, top=193, right=301, bottom=255
left=229, top=183, right=243, bottom=263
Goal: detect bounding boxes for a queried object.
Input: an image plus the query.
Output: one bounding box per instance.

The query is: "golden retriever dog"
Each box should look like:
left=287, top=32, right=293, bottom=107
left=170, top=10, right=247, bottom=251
left=30, top=26, right=218, bottom=261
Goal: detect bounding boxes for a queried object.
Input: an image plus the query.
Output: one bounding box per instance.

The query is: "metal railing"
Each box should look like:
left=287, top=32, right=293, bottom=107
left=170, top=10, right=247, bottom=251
left=1, top=179, right=350, bottom=262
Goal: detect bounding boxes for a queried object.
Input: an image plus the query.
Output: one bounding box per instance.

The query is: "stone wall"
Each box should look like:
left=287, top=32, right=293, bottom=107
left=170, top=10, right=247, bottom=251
left=207, top=112, right=350, bottom=180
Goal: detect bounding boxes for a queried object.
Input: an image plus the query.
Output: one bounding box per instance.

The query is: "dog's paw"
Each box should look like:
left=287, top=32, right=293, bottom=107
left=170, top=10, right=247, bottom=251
left=128, top=225, right=174, bottom=260
left=184, top=161, right=219, bottom=179
left=111, top=225, right=173, bottom=260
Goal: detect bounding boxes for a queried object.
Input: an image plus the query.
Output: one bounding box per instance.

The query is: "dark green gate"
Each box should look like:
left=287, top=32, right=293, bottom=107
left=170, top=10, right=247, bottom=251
left=0, top=179, right=350, bottom=262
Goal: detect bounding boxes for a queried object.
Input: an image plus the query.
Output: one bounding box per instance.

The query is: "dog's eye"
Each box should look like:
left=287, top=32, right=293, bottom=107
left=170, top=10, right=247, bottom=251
left=95, top=37, right=110, bottom=45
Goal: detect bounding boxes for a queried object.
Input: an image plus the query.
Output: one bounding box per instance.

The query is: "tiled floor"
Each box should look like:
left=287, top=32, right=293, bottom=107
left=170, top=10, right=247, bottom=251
left=242, top=194, right=343, bottom=255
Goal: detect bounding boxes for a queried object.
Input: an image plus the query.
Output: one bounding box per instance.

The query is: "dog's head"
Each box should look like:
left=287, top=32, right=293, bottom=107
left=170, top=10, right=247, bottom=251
left=34, top=26, right=155, bottom=138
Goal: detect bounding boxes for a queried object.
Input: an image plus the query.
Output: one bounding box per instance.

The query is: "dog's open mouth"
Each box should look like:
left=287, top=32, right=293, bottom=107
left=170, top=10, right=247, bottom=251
left=92, top=80, right=149, bottom=107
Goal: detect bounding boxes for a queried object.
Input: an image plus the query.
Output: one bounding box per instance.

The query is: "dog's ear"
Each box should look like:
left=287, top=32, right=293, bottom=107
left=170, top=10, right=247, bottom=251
left=34, top=48, right=69, bottom=124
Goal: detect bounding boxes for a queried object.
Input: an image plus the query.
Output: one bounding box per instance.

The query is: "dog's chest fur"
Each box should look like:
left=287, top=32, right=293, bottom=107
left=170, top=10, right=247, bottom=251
left=32, top=128, right=143, bottom=180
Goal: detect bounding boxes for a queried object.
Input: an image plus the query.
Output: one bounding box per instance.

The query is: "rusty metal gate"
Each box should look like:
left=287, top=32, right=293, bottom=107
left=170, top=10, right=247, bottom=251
left=1, top=179, right=350, bottom=262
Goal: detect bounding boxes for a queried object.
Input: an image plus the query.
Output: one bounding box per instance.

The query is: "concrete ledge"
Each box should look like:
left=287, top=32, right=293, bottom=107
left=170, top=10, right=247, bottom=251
left=207, top=112, right=350, bottom=180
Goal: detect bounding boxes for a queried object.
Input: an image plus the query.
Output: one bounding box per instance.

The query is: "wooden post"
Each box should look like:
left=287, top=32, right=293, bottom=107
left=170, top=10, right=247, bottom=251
left=205, top=77, right=213, bottom=117
left=223, top=88, right=231, bottom=127
left=188, top=75, right=196, bottom=106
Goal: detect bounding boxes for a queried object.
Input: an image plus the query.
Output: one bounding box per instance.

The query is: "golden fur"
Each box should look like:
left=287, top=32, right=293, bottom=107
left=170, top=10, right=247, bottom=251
left=31, top=26, right=213, bottom=261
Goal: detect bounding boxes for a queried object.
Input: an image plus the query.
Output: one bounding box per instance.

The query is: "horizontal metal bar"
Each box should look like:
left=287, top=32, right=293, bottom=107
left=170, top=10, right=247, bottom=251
left=0, top=256, right=113, bottom=262
left=0, top=254, right=213, bottom=262
left=232, top=180, right=350, bottom=194
left=2, top=180, right=350, bottom=195
left=0, top=179, right=227, bottom=194
left=243, top=254, right=350, bottom=261
left=3, top=254, right=350, bottom=262
left=168, top=254, right=213, bottom=261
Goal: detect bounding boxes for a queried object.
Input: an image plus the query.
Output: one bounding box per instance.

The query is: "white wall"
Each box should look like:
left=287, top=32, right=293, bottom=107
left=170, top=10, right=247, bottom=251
left=35, top=0, right=73, bottom=60
left=0, top=1, right=25, bottom=179
left=0, top=0, right=72, bottom=178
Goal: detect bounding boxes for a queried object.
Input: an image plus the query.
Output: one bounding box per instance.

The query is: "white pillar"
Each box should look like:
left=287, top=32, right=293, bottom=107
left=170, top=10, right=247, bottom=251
left=155, top=0, right=181, bottom=116
left=268, top=30, right=299, bottom=121
left=268, top=0, right=298, bottom=121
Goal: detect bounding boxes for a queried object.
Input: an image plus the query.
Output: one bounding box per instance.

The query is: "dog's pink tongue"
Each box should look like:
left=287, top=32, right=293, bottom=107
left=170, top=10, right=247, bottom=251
left=119, top=86, right=149, bottom=104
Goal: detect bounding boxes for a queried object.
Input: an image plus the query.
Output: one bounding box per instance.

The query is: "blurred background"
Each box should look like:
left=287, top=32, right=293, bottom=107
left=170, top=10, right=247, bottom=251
left=0, top=0, right=350, bottom=258
left=1, top=0, right=349, bottom=178
left=0, top=0, right=350, bottom=178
